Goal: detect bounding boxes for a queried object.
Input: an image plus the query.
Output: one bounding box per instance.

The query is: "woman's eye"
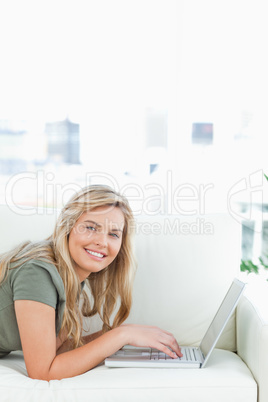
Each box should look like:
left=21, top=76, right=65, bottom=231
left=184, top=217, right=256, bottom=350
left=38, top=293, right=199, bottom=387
left=86, top=226, right=96, bottom=231
left=110, top=232, right=119, bottom=238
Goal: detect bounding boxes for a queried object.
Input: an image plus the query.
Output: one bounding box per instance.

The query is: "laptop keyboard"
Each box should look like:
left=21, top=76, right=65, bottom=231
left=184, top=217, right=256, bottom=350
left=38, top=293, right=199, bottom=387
left=114, top=347, right=199, bottom=362
left=147, top=347, right=198, bottom=362
left=179, top=347, right=198, bottom=361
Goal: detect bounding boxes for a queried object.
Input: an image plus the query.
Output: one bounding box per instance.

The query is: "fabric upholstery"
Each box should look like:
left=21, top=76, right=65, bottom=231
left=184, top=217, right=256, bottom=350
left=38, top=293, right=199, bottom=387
left=0, top=349, right=257, bottom=402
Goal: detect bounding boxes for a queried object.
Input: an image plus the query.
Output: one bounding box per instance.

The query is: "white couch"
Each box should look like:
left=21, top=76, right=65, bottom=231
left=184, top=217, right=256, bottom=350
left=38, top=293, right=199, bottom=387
left=0, top=204, right=268, bottom=402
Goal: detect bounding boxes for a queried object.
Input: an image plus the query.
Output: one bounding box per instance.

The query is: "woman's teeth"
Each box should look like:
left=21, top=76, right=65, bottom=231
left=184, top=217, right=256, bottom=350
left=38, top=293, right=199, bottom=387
left=86, top=249, right=104, bottom=258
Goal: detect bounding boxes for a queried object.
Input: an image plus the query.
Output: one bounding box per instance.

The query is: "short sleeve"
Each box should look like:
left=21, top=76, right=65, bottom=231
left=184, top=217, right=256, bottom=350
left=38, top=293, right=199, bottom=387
left=9, top=260, right=66, bottom=335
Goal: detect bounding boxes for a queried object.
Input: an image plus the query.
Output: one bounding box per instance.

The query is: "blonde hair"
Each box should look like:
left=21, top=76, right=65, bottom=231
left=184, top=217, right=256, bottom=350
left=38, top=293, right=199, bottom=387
left=0, top=185, right=136, bottom=348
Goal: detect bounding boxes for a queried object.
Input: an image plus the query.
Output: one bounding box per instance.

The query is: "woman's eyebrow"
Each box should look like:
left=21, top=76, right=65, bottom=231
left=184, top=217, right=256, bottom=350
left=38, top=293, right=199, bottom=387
left=84, top=220, right=101, bottom=228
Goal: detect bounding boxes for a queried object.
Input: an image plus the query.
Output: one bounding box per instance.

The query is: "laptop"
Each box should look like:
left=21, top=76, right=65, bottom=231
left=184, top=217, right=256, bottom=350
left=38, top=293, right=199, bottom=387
left=105, top=278, right=245, bottom=369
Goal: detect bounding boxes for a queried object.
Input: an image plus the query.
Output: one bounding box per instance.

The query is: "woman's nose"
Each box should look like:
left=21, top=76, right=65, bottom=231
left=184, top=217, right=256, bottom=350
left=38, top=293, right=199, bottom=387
left=94, top=231, right=108, bottom=247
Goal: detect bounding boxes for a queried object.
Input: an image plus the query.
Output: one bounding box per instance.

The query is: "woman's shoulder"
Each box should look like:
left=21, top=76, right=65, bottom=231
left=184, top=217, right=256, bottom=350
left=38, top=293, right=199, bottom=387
left=9, top=259, right=65, bottom=296
left=20, top=258, right=58, bottom=274
left=8, top=259, right=66, bottom=336
left=10, top=258, right=57, bottom=277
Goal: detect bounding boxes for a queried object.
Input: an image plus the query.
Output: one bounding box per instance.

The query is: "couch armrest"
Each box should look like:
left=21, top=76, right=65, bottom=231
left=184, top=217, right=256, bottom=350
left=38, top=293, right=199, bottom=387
left=236, top=280, right=268, bottom=402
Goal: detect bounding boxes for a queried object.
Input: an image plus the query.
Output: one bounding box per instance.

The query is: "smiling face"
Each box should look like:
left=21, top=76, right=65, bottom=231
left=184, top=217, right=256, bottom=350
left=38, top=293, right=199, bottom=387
left=68, top=205, right=125, bottom=282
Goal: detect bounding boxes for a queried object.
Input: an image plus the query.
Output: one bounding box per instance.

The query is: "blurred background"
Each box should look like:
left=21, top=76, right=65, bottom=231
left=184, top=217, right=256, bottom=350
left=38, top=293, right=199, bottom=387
left=0, top=0, right=268, bottom=264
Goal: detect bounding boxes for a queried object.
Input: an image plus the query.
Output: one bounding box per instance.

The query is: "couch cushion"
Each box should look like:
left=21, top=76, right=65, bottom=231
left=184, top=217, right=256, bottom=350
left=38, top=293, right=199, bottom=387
left=0, top=350, right=257, bottom=402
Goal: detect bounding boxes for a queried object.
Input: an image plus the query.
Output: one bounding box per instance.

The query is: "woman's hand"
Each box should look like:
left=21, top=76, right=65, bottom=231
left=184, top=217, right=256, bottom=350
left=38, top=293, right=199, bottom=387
left=120, top=324, right=183, bottom=359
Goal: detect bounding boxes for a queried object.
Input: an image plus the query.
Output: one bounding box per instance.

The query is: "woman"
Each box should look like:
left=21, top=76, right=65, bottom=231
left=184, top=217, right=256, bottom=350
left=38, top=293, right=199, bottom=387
left=0, top=185, right=182, bottom=380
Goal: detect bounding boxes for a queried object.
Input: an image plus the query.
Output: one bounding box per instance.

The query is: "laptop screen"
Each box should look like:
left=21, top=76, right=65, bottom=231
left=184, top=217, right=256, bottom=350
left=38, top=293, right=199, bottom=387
left=199, top=279, right=245, bottom=361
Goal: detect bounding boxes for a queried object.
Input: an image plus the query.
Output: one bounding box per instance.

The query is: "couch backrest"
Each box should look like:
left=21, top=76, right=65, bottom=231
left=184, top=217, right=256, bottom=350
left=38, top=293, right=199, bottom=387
left=127, top=214, right=241, bottom=352
left=0, top=205, right=241, bottom=351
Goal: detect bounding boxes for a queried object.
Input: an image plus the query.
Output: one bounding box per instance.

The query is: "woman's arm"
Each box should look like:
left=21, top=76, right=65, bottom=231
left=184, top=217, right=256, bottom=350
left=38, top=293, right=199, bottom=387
left=15, top=300, right=181, bottom=381
left=56, top=330, right=103, bottom=355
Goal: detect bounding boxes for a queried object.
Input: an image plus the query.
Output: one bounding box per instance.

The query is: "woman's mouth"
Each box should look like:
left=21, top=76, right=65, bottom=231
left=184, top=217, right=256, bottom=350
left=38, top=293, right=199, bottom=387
left=85, top=249, right=106, bottom=258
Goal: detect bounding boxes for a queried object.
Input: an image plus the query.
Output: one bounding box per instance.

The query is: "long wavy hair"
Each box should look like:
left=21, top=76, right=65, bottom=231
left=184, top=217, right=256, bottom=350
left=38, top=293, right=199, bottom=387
left=0, top=185, right=136, bottom=348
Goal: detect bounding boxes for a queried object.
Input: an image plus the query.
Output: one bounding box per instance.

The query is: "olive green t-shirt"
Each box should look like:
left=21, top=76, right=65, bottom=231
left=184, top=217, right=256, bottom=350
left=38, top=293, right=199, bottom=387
left=0, top=259, right=66, bottom=358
